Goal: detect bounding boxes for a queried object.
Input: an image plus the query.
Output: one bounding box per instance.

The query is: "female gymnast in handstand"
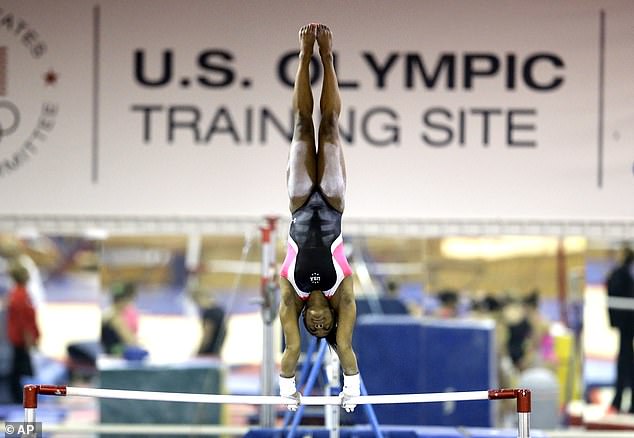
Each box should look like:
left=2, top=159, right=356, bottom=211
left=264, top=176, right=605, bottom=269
left=278, top=23, right=360, bottom=412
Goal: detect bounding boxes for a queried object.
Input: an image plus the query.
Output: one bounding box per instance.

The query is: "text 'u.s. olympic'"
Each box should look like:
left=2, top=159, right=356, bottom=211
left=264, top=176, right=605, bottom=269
left=129, top=48, right=565, bottom=148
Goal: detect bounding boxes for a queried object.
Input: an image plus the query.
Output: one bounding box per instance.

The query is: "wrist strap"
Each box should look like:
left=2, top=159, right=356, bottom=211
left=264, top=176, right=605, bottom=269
left=279, top=375, right=297, bottom=396
left=343, top=373, right=360, bottom=389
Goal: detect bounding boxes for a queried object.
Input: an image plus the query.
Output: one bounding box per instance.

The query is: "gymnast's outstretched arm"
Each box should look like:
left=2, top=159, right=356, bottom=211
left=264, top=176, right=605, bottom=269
left=278, top=278, right=304, bottom=410
left=279, top=278, right=303, bottom=378
left=333, top=276, right=360, bottom=412
left=334, top=277, right=359, bottom=376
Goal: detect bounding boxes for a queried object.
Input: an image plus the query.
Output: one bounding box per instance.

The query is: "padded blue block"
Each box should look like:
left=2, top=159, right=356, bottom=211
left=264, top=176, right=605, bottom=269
left=417, top=320, right=495, bottom=427
left=354, top=316, right=426, bottom=425
left=354, top=315, right=496, bottom=427
left=356, top=298, right=410, bottom=316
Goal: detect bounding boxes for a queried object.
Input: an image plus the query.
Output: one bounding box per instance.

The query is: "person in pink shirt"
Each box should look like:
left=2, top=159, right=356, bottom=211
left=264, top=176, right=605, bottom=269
left=100, top=282, right=139, bottom=356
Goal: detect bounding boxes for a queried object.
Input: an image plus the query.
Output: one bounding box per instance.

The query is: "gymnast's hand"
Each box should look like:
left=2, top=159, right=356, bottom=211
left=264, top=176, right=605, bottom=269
left=340, top=373, right=361, bottom=413
left=279, top=375, right=301, bottom=411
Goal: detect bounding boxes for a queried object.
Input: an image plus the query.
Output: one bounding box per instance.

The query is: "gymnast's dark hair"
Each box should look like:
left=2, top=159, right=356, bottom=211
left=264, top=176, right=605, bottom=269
left=302, top=307, right=338, bottom=350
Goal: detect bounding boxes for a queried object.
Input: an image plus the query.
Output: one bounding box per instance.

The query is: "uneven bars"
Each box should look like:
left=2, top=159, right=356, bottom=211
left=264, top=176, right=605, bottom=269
left=26, top=384, right=529, bottom=407
left=24, top=385, right=531, bottom=438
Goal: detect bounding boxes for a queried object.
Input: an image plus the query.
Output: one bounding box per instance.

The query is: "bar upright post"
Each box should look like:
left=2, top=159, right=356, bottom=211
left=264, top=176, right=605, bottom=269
left=516, top=389, right=531, bottom=438
left=325, top=350, right=340, bottom=438
left=23, top=384, right=38, bottom=424
left=259, top=223, right=275, bottom=428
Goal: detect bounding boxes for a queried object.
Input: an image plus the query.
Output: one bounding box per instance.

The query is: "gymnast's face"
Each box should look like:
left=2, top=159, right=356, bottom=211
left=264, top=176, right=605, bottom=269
left=304, top=301, right=334, bottom=338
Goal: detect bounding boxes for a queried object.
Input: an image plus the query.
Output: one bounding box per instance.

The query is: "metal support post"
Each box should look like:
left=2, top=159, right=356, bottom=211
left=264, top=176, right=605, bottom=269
left=516, top=389, right=531, bottom=438
left=259, top=218, right=278, bottom=428
left=325, top=350, right=340, bottom=438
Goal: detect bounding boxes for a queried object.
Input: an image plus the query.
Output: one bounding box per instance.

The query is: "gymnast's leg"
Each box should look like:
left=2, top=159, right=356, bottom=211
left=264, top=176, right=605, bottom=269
left=287, top=24, right=318, bottom=213
left=316, top=24, right=346, bottom=213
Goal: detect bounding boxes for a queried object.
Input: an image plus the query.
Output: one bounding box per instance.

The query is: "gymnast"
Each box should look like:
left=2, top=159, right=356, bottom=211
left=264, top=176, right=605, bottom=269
left=278, top=23, right=360, bottom=412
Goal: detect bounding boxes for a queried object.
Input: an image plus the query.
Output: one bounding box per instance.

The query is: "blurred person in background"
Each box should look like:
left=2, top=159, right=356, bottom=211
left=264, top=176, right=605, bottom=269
left=435, top=289, right=459, bottom=318
left=504, top=295, right=531, bottom=372
left=605, top=247, right=634, bottom=413
left=387, top=281, right=409, bottom=313
left=0, top=235, right=50, bottom=309
left=516, top=289, right=561, bottom=429
left=471, top=294, right=511, bottom=366
left=471, top=293, right=514, bottom=425
left=190, top=286, right=226, bottom=356
left=522, top=289, right=556, bottom=369
left=100, top=282, right=140, bottom=357
left=6, top=263, right=39, bottom=403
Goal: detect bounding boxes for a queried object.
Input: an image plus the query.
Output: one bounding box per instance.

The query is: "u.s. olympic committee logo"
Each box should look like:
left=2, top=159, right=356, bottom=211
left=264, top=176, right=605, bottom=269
left=0, top=8, right=59, bottom=177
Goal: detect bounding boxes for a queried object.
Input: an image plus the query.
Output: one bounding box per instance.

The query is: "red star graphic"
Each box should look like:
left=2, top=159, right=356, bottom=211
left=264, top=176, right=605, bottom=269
left=43, top=69, right=58, bottom=86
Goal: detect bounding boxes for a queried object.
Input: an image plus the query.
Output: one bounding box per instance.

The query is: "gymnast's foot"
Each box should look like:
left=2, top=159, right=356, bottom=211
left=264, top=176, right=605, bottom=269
left=316, top=24, right=333, bottom=57
left=299, top=23, right=316, bottom=57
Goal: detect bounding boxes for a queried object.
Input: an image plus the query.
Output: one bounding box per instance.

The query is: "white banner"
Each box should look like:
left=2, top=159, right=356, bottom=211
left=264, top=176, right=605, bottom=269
left=0, top=0, right=632, bottom=226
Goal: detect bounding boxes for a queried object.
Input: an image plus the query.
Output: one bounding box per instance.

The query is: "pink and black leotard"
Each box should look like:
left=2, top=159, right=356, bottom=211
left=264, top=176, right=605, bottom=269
left=280, top=190, right=352, bottom=300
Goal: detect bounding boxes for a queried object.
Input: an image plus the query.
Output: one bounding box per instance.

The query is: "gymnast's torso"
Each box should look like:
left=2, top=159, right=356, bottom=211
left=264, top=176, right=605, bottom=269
left=280, top=190, right=352, bottom=299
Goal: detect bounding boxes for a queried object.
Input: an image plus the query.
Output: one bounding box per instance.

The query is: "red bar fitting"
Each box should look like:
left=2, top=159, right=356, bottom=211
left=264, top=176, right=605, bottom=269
left=38, top=385, right=67, bottom=396
left=515, top=388, right=531, bottom=413
left=23, top=384, right=38, bottom=409
left=487, top=388, right=517, bottom=400
left=487, top=388, right=532, bottom=413
left=260, top=226, right=271, bottom=243
left=23, top=384, right=68, bottom=409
